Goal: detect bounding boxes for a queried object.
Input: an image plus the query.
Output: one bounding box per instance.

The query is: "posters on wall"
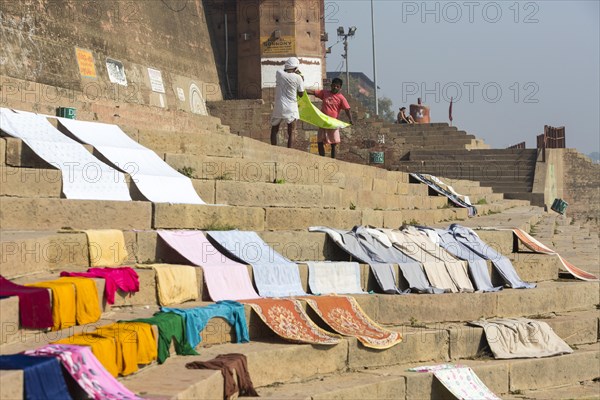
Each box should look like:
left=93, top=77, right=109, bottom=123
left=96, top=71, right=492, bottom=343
left=75, top=48, right=97, bottom=78
left=147, top=68, right=166, bottom=93
left=106, top=58, right=127, bottom=86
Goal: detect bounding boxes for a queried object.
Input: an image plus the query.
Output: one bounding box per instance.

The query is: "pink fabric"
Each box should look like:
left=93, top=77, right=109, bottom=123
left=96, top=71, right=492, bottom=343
left=157, top=230, right=260, bottom=301
left=60, top=267, right=140, bottom=304
left=25, top=344, right=142, bottom=400
left=314, top=89, right=350, bottom=118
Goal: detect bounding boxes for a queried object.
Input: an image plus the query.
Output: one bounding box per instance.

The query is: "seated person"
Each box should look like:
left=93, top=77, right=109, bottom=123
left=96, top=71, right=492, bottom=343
left=397, top=107, right=415, bottom=124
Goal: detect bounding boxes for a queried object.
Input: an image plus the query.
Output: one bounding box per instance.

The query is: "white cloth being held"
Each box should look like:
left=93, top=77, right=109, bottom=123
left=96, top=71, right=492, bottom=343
left=272, top=69, right=304, bottom=122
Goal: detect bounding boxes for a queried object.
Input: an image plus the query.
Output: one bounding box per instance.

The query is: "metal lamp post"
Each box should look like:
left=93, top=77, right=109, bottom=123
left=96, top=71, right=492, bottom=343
left=337, top=26, right=356, bottom=95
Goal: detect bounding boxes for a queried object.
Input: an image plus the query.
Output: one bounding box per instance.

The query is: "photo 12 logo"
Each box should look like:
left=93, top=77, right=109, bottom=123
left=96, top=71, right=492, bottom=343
left=401, top=81, right=540, bottom=104
left=401, top=1, right=540, bottom=24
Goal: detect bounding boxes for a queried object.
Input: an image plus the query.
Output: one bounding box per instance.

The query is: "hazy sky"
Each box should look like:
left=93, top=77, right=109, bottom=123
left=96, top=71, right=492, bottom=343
left=324, top=0, right=599, bottom=154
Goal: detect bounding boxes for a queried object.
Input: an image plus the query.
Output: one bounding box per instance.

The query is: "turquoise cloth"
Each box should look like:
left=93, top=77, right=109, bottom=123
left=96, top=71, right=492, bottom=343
left=298, top=94, right=350, bottom=129
left=162, top=301, right=250, bottom=349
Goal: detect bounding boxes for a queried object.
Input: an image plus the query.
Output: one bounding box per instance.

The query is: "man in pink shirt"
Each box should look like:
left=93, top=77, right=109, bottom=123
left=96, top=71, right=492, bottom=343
left=307, top=78, right=353, bottom=158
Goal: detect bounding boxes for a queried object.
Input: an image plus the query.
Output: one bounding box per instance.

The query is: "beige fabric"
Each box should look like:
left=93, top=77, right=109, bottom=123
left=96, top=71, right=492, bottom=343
left=85, top=229, right=129, bottom=267
left=139, top=263, right=198, bottom=306
left=381, top=227, right=474, bottom=293
left=470, top=318, right=573, bottom=359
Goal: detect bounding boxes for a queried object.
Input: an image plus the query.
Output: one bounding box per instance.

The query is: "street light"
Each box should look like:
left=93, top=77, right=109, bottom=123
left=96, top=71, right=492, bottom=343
left=337, top=26, right=357, bottom=96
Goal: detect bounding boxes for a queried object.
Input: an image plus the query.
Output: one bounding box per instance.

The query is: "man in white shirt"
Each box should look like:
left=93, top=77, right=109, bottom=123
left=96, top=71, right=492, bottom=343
left=270, top=57, right=305, bottom=148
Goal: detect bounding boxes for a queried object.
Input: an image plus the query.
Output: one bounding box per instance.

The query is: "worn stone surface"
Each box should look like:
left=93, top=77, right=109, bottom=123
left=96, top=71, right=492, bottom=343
left=0, top=166, right=61, bottom=197
left=0, top=370, right=23, bottom=400
left=153, top=203, right=265, bottom=231
left=215, top=180, right=324, bottom=208
left=0, top=297, right=19, bottom=345
left=265, top=208, right=362, bottom=231
left=0, top=198, right=152, bottom=230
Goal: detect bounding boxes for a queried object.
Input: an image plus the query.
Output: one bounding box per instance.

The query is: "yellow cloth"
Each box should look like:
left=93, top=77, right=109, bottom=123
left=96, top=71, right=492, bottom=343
left=138, top=264, right=198, bottom=306
left=26, top=281, right=76, bottom=331
left=116, top=322, right=158, bottom=365
left=95, top=323, right=138, bottom=376
left=54, top=334, right=119, bottom=377
left=84, top=229, right=129, bottom=267
left=298, top=93, right=351, bottom=129
left=58, top=277, right=102, bottom=325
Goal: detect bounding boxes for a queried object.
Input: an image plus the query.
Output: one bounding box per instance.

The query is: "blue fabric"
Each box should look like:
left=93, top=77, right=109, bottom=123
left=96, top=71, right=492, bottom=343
left=449, top=224, right=535, bottom=289
left=433, top=228, right=501, bottom=292
left=207, top=230, right=306, bottom=297
left=0, top=354, right=72, bottom=400
left=162, top=301, right=250, bottom=349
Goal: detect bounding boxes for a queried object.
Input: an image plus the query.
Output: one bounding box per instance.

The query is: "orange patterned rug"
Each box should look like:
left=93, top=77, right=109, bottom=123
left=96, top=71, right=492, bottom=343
left=242, top=298, right=341, bottom=345
left=513, top=228, right=598, bottom=281
left=304, top=295, right=402, bottom=349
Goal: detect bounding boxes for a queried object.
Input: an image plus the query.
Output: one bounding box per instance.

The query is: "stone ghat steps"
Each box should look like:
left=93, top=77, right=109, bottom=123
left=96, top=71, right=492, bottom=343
left=257, top=344, right=600, bottom=400
left=2, top=270, right=596, bottom=349
left=0, top=197, right=475, bottom=231
left=0, top=228, right=524, bottom=280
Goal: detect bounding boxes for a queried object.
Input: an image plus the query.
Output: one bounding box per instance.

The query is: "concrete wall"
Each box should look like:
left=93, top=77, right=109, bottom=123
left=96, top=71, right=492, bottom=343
left=532, top=149, right=565, bottom=209
left=562, top=149, right=600, bottom=222
left=0, top=0, right=222, bottom=113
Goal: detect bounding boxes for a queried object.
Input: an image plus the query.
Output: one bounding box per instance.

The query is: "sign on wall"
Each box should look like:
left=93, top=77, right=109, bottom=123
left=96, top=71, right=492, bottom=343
left=261, top=36, right=295, bottom=55
left=75, top=48, right=97, bottom=78
left=106, top=58, right=127, bottom=86
left=147, top=68, right=165, bottom=93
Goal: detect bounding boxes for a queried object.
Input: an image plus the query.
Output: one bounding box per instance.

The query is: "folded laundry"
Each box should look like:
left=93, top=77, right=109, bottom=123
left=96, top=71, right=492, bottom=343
left=186, top=353, right=259, bottom=400
left=157, top=230, right=260, bottom=301
left=26, top=344, right=143, bottom=400
left=83, top=229, right=129, bottom=267
left=26, top=280, right=77, bottom=331
left=162, top=301, right=249, bottom=349
left=55, top=277, right=102, bottom=325
left=137, top=264, right=198, bottom=306
left=0, top=354, right=72, bottom=400
left=242, top=298, right=341, bottom=345
left=303, top=295, right=402, bottom=349
left=61, top=267, right=140, bottom=305
left=0, top=276, right=53, bottom=329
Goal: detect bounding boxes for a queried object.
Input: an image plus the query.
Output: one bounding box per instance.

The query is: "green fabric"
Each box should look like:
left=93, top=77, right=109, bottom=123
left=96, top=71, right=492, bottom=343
left=298, top=94, right=351, bottom=129
left=130, top=311, right=198, bottom=364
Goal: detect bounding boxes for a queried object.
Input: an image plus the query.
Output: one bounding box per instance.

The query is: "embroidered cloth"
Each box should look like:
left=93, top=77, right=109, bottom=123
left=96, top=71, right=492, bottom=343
left=304, top=295, right=402, bottom=349
left=242, top=298, right=340, bottom=345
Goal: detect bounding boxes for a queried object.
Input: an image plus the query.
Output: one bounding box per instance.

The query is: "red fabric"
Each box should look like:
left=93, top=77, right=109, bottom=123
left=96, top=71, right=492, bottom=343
left=314, top=89, right=350, bottom=118
left=60, top=267, right=139, bottom=304
left=0, top=276, right=53, bottom=329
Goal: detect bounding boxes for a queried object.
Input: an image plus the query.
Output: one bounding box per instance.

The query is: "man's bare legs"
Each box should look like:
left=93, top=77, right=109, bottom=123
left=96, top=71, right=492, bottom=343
left=271, top=124, right=280, bottom=145
left=286, top=121, right=295, bottom=148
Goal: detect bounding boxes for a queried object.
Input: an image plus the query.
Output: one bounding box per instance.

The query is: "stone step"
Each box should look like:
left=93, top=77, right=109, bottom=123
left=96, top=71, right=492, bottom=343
left=0, top=198, right=152, bottom=230
left=0, top=370, right=22, bottom=400
left=259, top=344, right=600, bottom=399
left=502, top=380, right=600, bottom=400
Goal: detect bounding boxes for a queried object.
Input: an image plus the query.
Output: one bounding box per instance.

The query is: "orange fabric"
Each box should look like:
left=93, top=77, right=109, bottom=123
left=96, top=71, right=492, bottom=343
left=57, top=277, right=102, bottom=324
left=242, top=298, right=340, bottom=345
left=54, top=334, right=119, bottom=377
left=26, top=281, right=76, bottom=331
left=304, top=295, right=402, bottom=349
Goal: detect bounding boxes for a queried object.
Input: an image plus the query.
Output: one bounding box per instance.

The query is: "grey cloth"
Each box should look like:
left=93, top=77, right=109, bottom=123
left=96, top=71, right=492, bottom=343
left=469, top=318, right=572, bottom=359
left=369, top=263, right=406, bottom=294
left=449, top=224, right=535, bottom=289
left=432, top=228, right=502, bottom=292
left=310, top=226, right=441, bottom=294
